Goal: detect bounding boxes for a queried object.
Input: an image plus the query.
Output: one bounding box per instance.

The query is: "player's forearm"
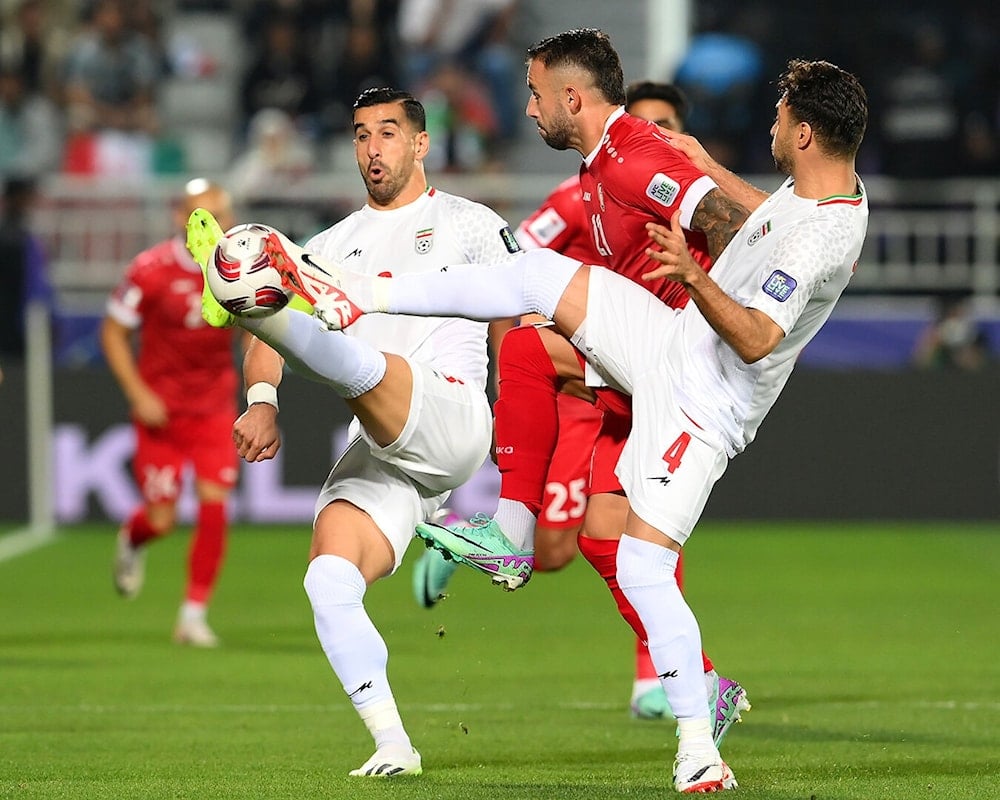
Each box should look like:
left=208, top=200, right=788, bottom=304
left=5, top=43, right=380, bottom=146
left=704, top=168, right=769, bottom=215
left=683, top=272, right=783, bottom=363
left=243, top=337, right=285, bottom=390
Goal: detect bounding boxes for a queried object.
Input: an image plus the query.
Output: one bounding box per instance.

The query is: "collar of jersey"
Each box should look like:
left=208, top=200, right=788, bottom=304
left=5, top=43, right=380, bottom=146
left=583, top=106, right=626, bottom=168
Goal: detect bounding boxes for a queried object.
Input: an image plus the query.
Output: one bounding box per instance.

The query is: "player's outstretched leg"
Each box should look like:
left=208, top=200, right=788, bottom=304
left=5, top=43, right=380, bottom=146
left=412, top=509, right=463, bottom=608
left=264, top=230, right=365, bottom=330
left=113, top=526, right=147, bottom=598
left=415, top=513, right=534, bottom=591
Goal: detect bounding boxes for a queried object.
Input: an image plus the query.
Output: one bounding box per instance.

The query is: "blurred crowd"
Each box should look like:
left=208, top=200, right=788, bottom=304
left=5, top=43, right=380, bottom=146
left=1, top=0, right=998, bottom=189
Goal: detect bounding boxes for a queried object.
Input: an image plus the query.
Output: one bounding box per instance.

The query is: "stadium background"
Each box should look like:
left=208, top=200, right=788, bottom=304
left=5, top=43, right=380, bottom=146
left=2, top=0, right=998, bottom=524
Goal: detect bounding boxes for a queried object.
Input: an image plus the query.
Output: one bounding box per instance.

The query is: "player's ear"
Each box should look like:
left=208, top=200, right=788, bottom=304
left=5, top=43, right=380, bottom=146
left=413, top=129, right=430, bottom=160
left=565, top=86, right=583, bottom=115
left=797, top=121, right=813, bottom=151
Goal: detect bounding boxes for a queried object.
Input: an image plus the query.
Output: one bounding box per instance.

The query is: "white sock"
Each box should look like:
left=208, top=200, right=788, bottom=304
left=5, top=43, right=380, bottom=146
left=616, top=534, right=710, bottom=723
left=178, top=600, right=207, bottom=624
left=378, top=249, right=580, bottom=320
left=303, top=554, right=411, bottom=751
left=492, top=498, right=537, bottom=551
left=250, top=309, right=386, bottom=399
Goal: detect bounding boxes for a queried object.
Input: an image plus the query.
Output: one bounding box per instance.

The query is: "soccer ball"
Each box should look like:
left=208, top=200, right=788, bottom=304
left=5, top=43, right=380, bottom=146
left=207, top=223, right=292, bottom=318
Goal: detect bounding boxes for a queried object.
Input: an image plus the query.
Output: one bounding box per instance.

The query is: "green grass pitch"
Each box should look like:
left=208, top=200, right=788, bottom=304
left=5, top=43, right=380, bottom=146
left=1, top=521, right=998, bottom=799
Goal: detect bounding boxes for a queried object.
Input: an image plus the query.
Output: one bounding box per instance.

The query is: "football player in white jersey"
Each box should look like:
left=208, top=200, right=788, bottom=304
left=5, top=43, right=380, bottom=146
left=263, top=59, right=869, bottom=794
left=198, top=87, right=522, bottom=777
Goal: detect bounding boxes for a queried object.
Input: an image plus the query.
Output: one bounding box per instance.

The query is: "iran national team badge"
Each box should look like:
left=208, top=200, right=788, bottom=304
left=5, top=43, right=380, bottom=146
left=415, top=228, right=434, bottom=254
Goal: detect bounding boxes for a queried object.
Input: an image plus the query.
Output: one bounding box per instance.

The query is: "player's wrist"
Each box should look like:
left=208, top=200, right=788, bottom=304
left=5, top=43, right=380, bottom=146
left=246, top=382, right=278, bottom=411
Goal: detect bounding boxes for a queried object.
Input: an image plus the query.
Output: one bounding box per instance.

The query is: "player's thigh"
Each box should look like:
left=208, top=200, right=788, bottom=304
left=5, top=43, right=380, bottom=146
left=184, top=410, right=240, bottom=495
left=572, top=266, right=679, bottom=395
left=316, top=437, right=447, bottom=574
left=618, top=382, right=728, bottom=547
left=540, top=394, right=601, bottom=529
left=133, top=422, right=185, bottom=504
left=360, top=358, right=492, bottom=494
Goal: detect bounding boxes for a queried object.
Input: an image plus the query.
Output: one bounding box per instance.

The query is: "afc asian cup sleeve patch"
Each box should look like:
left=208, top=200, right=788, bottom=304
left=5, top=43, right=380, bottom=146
left=762, top=270, right=797, bottom=301
left=525, top=207, right=567, bottom=246
left=645, top=173, right=681, bottom=208
left=500, top=225, right=522, bottom=254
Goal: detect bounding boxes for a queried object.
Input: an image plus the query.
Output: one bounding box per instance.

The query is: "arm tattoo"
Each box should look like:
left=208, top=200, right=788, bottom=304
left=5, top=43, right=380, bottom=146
left=690, top=188, right=750, bottom=261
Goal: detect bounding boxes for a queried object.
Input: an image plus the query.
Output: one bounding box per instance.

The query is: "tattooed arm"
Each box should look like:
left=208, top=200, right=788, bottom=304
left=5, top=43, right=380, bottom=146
left=690, top=187, right=751, bottom=261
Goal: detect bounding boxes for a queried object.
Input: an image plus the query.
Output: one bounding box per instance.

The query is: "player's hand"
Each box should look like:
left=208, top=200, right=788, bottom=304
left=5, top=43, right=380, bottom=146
left=233, top=403, right=282, bottom=462
left=642, top=211, right=700, bottom=283
left=663, top=131, right=714, bottom=173
left=131, top=386, right=168, bottom=428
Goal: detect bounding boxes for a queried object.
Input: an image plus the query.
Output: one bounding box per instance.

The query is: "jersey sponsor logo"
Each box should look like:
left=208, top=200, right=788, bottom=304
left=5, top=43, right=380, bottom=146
left=499, top=225, right=522, bottom=254
left=645, top=173, right=680, bottom=207
left=526, top=208, right=567, bottom=246
left=415, top=228, right=434, bottom=254
left=763, top=270, right=797, bottom=302
left=582, top=191, right=592, bottom=202
left=746, top=220, right=772, bottom=246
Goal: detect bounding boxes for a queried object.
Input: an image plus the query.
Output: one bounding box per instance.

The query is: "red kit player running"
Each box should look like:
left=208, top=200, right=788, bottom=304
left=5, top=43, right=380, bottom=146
left=102, top=179, right=244, bottom=647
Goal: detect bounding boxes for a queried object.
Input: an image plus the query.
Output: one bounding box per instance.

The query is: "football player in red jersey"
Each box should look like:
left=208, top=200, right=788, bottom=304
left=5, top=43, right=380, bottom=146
left=102, top=179, right=244, bottom=647
left=415, top=32, right=752, bottom=749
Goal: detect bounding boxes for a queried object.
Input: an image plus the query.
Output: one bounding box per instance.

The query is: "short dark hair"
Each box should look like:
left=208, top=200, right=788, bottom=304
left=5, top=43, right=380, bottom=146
left=776, top=59, right=867, bottom=158
left=625, top=81, right=689, bottom=125
left=526, top=28, right=626, bottom=106
left=353, top=87, right=426, bottom=132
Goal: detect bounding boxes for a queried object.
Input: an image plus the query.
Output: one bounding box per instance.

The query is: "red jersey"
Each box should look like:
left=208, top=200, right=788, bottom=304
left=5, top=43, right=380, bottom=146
left=580, top=108, right=717, bottom=309
left=106, top=238, right=238, bottom=417
left=515, top=175, right=605, bottom=265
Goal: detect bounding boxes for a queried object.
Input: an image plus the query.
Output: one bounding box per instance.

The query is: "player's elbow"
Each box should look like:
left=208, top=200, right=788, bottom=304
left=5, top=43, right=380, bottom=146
left=738, top=316, right=784, bottom=363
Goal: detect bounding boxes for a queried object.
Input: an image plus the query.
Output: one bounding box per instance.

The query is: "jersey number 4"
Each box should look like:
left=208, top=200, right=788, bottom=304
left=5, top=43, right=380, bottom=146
left=661, top=432, right=691, bottom=474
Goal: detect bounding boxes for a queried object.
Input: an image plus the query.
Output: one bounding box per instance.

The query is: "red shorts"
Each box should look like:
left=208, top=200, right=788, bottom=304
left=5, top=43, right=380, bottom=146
left=539, top=393, right=603, bottom=529
left=133, top=409, right=239, bottom=503
left=590, top=388, right=631, bottom=495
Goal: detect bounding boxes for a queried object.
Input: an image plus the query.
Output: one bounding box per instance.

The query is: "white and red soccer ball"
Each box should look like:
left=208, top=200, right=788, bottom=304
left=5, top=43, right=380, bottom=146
left=208, top=223, right=292, bottom=318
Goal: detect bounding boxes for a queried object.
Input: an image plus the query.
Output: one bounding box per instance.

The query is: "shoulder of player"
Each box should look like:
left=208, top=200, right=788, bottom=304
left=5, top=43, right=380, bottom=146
left=432, top=189, right=508, bottom=228
left=126, top=239, right=179, bottom=276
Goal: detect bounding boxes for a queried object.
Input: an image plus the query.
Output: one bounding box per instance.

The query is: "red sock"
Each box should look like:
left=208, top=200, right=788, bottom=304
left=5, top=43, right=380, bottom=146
left=493, top=326, right=560, bottom=515
left=635, top=637, right=658, bottom=680
left=577, top=534, right=647, bottom=639
left=124, top=507, right=160, bottom=547
left=578, top=534, right=715, bottom=673
left=186, top=501, right=227, bottom=604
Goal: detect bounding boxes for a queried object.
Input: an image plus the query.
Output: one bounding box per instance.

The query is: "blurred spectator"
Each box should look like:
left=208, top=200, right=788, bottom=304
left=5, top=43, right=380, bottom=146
left=61, top=0, right=163, bottom=177
left=912, top=294, right=991, bottom=371
left=397, top=0, right=520, bottom=147
left=228, top=108, right=314, bottom=202
left=0, top=68, right=64, bottom=177
left=0, top=0, right=72, bottom=101
left=240, top=11, right=321, bottom=137
left=420, top=62, right=501, bottom=173
left=873, top=20, right=966, bottom=178
left=319, top=0, right=401, bottom=136
left=672, top=13, right=764, bottom=171
left=0, top=176, right=56, bottom=360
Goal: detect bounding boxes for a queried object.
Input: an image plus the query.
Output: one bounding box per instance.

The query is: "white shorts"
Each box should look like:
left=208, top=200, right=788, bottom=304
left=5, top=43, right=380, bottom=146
left=315, top=357, right=493, bottom=570
left=572, top=267, right=728, bottom=545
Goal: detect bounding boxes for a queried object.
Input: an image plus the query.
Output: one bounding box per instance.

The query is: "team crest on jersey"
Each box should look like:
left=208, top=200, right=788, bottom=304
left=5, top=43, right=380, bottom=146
left=645, top=173, right=680, bottom=207
left=762, top=270, right=797, bottom=302
left=414, top=228, right=434, bottom=254
left=597, top=183, right=606, bottom=212
left=499, top=225, right=522, bottom=254
left=747, top=220, right=772, bottom=246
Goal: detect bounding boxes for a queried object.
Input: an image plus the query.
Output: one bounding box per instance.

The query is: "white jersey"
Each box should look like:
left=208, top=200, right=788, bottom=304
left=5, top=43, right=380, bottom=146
left=306, top=187, right=521, bottom=389
left=672, top=176, right=869, bottom=455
